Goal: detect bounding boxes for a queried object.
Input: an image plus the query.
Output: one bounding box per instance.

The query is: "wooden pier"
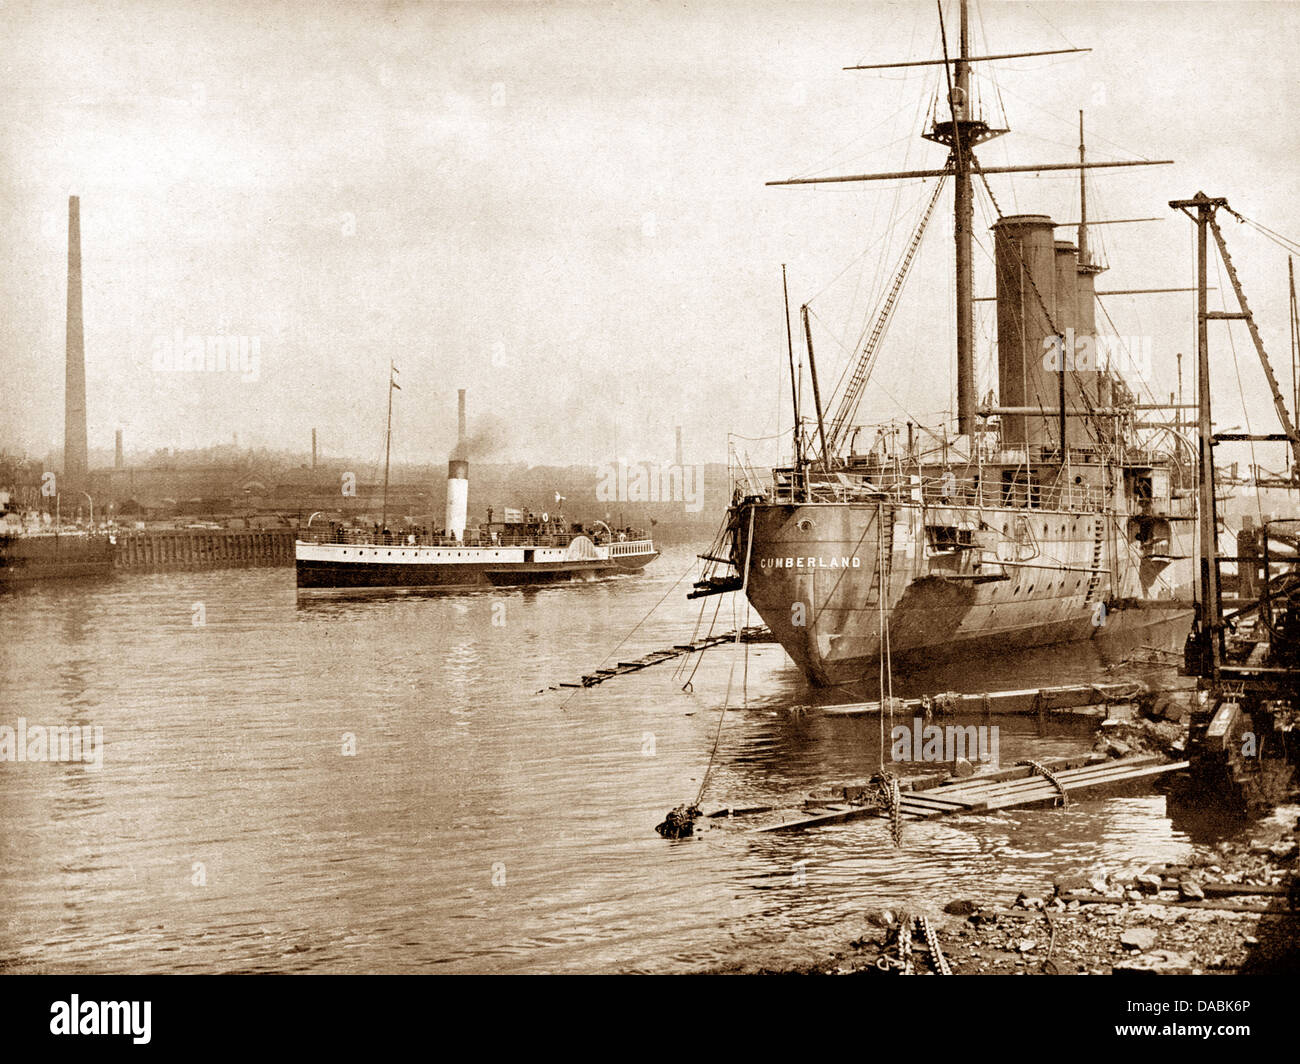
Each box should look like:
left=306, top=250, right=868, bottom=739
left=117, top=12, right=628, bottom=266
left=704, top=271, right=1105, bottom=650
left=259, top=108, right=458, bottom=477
left=113, top=529, right=296, bottom=571
left=753, top=754, right=1188, bottom=833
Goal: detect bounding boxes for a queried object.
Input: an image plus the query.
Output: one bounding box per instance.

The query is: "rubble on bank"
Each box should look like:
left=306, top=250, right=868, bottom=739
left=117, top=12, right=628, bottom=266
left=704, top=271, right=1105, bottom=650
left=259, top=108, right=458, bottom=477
left=707, top=813, right=1299, bottom=975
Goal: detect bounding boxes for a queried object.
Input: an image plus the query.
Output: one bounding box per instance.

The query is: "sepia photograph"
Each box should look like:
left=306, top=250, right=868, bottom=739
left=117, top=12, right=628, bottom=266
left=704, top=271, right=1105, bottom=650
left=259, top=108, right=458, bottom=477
left=1, top=0, right=1297, bottom=1042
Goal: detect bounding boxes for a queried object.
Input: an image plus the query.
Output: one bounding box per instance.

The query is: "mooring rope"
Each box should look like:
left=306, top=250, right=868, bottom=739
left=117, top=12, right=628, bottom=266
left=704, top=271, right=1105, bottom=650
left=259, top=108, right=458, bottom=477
left=690, top=508, right=755, bottom=811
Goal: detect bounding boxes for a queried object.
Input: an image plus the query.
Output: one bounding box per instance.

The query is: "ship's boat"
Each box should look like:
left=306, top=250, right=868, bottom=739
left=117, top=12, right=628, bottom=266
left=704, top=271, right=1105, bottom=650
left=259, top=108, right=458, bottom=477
left=692, top=0, right=1200, bottom=686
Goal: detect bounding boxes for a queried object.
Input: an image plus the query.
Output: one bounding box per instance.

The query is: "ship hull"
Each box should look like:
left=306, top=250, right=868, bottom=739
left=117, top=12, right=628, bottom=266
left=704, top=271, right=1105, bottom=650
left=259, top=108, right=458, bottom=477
left=295, top=538, right=657, bottom=590
left=735, top=499, right=1194, bottom=686
left=0, top=533, right=114, bottom=585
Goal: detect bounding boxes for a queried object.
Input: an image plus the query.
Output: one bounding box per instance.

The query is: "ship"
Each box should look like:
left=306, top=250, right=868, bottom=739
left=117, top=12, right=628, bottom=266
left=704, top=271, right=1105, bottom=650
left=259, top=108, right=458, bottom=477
left=295, top=384, right=657, bottom=590
left=692, top=0, right=1205, bottom=686
left=0, top=492, right=114, bottom=585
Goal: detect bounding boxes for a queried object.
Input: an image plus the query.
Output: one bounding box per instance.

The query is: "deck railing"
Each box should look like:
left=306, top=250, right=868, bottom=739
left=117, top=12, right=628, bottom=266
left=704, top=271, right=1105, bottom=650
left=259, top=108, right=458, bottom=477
left=297, top=529, right=650, bottom=550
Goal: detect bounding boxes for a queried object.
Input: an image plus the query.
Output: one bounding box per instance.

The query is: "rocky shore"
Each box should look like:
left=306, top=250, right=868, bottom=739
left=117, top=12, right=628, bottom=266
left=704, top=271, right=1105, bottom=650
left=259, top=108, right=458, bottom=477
left=709, top=813, right=1298, bottom=976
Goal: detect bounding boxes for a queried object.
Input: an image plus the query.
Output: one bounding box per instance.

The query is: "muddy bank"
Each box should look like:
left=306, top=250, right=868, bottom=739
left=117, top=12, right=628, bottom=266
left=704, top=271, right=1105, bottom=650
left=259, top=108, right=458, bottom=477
left=705, top=813, right=1299, bottom=975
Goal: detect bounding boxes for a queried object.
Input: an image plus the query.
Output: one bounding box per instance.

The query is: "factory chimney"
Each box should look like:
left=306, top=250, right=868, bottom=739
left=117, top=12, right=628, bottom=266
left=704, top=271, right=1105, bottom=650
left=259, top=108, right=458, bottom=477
left=675, top=426, right=683, bottom=467
left=311, top=428, right=317, bottom=471
left=114, top=428, right=123, bottom=469
left=445, top=389, right=468, bottom=541
left=64, top=196, right=88, bottom=491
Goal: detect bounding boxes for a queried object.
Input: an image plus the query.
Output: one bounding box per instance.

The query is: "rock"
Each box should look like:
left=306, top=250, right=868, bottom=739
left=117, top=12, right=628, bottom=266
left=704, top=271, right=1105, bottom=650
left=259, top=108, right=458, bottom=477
left=1120, top=928, right=1158, bottom=951
left=1179, top=880, right=1206, bottom=901
left=1125, top=890, right=1143, bottom=902
left=1088, top=875, right=1110, bottom=895
left=1017, top=939, right=1036, bottom=953
left=864, top=910, right=895, bottom=928
left=1135, top=874, right=1163, bottom=895
left=943, top=899, right=978, bottom=916
left=1053, top=873, right=1091, bottom=894
left=1150, top=693, right=1189, bottom=722
left=1113, top=949, right=1195, bottom=975
left=951, top=757, right=976, bottom=778
left=1269, top=840, right=1298, bottom=860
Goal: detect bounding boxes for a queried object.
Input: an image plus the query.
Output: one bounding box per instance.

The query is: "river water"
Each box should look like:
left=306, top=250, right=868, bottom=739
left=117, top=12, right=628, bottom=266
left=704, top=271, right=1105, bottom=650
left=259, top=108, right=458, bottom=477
left=0, top=544, right=1201, bottom=973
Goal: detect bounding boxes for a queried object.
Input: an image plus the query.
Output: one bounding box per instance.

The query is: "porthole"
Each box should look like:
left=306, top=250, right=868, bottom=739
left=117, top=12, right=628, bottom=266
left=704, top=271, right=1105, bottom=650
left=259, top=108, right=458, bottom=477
left=797, top=518, right=814, bottom=532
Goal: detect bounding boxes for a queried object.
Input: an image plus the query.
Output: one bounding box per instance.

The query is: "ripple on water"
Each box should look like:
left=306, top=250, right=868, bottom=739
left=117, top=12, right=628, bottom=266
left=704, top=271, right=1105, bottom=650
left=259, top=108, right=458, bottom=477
left=0, top=549, right=1192, bottom=973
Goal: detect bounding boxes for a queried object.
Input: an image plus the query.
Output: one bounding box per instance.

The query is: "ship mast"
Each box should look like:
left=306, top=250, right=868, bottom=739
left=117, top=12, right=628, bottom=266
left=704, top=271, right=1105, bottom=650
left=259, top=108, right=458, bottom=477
left=782, top=265, right=801, bottom=468
left=952, top=1, right=975, bottom=436
left=768, top=0, right=1171, bottom=461
left=381, top=361, right=398, bottom=533
left=1078, top=111, right=1089, bottom=267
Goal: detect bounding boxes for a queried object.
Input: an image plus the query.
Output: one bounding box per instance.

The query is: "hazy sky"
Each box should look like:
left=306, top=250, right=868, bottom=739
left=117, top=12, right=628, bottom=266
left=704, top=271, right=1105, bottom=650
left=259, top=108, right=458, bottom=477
left=2, top=0, right=1298, bottom=473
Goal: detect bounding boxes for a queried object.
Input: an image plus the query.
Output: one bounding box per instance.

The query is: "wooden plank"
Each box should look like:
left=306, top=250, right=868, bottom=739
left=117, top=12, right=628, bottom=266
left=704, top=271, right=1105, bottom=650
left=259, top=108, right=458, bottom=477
left=817, top=683, right=1138, bottom=718
left=897, top=792, right=973, bottom=808
left=1059, top=893, right=1299, bottom=916
left=754, top=805, right=876, bottom=833
left=935, top=756, right=1164, bottom=796
left=973, top=761, right=1186, bottom=811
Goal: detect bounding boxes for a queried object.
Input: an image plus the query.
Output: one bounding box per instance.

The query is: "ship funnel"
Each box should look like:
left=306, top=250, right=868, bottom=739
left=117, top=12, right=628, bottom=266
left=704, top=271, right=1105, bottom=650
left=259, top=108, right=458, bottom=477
left=992, top=214, right=1058, bottom=452
left=445, top=390, right=468, bottom=541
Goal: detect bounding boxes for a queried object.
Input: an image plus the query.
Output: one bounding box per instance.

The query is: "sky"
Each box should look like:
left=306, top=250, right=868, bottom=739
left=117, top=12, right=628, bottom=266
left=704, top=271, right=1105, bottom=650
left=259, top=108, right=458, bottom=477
left=2, top=0, right=1298, bottom=475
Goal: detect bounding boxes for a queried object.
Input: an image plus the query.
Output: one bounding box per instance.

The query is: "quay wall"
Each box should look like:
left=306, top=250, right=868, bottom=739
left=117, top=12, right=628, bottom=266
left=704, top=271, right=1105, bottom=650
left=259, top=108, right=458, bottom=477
left=113, top=529, right=296, bottom=570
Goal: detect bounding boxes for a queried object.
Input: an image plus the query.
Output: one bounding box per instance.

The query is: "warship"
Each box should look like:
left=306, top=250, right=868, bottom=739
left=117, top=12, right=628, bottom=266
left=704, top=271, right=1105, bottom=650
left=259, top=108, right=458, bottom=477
left=693, top=0, right=1204, bottom=686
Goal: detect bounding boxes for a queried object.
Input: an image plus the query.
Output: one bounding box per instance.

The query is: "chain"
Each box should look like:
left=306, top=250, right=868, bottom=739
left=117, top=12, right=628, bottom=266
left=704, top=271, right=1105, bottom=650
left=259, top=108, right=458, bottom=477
left=874, top=771, right=905, bottom=847
left=917, top=915, right=952, bottom=975
left=1040, top=905, right=1060, bottom=975
left=1016, top=757, right=1070, bottom=807
left=897, top=913, right=914, bottom=975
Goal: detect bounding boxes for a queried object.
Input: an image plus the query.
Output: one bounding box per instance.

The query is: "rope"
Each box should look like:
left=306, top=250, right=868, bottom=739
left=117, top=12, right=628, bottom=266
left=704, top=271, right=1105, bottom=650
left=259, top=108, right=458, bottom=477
left=691, top=507, right=755, bottom=808
left=1016, top=758, right=1070, bottom=807
left=561, top=556, right=696, bottom=711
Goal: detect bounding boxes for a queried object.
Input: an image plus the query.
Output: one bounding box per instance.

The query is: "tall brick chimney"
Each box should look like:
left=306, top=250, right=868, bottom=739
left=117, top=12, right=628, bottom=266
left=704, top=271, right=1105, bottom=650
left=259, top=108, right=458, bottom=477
left=64, top=196, right=88, bottom=490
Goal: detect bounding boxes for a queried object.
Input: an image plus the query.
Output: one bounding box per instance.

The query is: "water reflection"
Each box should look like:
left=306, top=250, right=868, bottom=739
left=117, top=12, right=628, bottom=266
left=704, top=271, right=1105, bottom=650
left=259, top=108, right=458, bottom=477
left=0, top=547, right=1201, bottom=973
